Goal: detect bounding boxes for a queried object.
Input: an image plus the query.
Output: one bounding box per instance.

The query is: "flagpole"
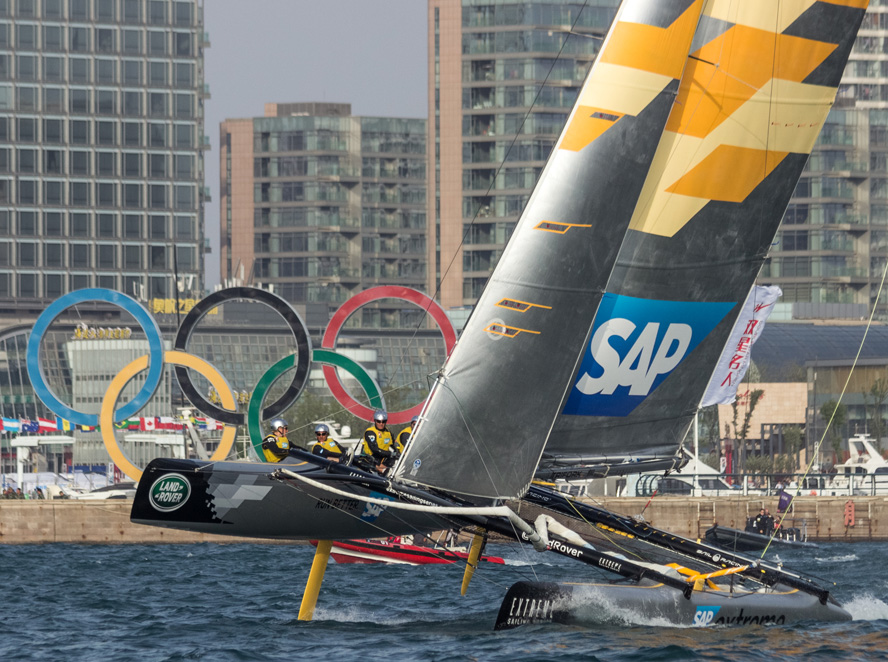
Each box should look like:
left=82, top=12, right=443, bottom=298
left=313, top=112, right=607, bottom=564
left=694, top=409, right=700, bottom=497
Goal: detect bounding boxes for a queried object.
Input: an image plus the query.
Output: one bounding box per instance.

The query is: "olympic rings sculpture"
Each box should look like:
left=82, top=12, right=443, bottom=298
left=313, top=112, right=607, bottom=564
left=27, top=285, right=456, bottom=481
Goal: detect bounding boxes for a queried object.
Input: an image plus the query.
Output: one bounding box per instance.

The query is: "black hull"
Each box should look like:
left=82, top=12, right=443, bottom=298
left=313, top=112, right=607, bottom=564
left=703, top=525, right=812, bottom=553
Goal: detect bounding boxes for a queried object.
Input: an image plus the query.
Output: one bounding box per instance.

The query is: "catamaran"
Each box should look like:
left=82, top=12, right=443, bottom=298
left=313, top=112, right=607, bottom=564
left=130, top=0, right=868, bottom=628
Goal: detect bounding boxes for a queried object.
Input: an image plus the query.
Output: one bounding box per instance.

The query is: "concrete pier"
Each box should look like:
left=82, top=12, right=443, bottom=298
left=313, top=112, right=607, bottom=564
left=0, top=496, right=884, bottom=544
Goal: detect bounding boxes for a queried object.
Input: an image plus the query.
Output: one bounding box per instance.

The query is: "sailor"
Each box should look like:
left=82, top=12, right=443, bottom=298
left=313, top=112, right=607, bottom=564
left=358, top=409, right=396, bottom=473
left=753, top=508, right=767, bottom=534
left=394, top=416, right=418, bottom=455
left=261, top=417, right=291, bottom=463
left=311, top=423, right=345, bottom=462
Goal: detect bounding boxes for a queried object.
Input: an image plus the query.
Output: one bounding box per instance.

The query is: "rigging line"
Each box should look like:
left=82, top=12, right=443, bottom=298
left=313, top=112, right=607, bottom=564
left=760, top=253, right=888, bottom=559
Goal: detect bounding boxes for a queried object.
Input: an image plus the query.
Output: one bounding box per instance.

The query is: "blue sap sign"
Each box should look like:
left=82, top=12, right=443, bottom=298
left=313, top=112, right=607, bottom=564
left=693, top=606, right=721, bottom=627
left=563, top=293, right=735, bottom=417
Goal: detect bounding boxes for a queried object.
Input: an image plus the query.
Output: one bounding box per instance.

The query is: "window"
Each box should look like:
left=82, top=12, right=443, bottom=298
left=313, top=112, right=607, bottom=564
left=44, top=180, right=63, bottom=204
left=44, top=149, right=63, bottom=172
left=17, top=148, right=37, bottom=172
left=123, top=60, right=141, bottom=84
left=149, top=123, right=166, bottom=146
left=97, top=89, right=116, bottom=114
left=70, top=27, right=89, bottom=52
left=43, top=56, right=63, bottom=81
left=123, top=152, right=140, bottom=176
left=44, top=88, right=64, bottom=113
left=124, top=244, right=141, bottom=268
left=175, top=154, right=193, bottom=178
left=0, top=243, right=8, bottom=266
left=149, top=92, right=167, bottom=117
left=175, top=1, right=192, bottom=24
left=70, top=88, right=90, bottom=113
left=70, top=0, right=89, bottom=20
left=174, top=93, right=193, bottom=118
left=17, top=55, right=37, bottom=80
left=149, top=184, right=166, bottom=208
left=0, top=54, right=7, bottom=79
left=149, top=153, right=166, bottom=177
left=0, top=148, right=8, bottom=172
left=70, top=212, right=90, bottom=236
left=148, top=31, right=166, bottom=54
left=18, top=210, right=37, bottom=235
left=149, top=61, right=166, bottom=85
left=0, top=87, right=11, bottom=110
left=122, top=29, right=140, bottom=53
left=96, top=59, right=116, bottom=83
left=70, top=119, right=89, bottom=144
left=123, top=0, right=140, bottom=23
left=174, top=124, right=192, bottom=148
left=16, top=86, right=37, bottom=111
left=123, top=183, right=141, bottom=207
left=45, top=243, right=64, bottom=267
left=45, top=211, right=63, bottom=235
left=96, top=120, right=115, bottom=145
left=19, top=243, right=38, bottom=267
left=174, top=185, right=193, bottom=209
left=18, top=118, right=36, bottom=142
left=18, top=179, right=37, bottom=204
left=150, top=214, right=166, bottom=238
left=123, top=122, right=141, bottom=145
left=70, top=244, right=91, bottom=269
left=96, top=0, right=115, bottom=20
left=43, top=0, right=63, bottom=18
left=176, top=246, right=194, bottom=270
left=175, top=215, right=193, bottom=239
left=124, top=90, right=141, bottom=116
left=124, top=214, right=141, bottom=238
left=97, top=244, right=116, bottom=268
left=70, top=273, right=90, bottom=290
left=175, top=32, right=191, bottom=56
left=43, top=25, right=63, bottom=50
left=45, top=273, right=64, bottom=298
left=70, top=181, right=90, bottom=206
left=70, top=58, right=90, bottom=83
left=96, top=182, right=115, bottom=206
left=97, top=213, right=116, bottom=237
left=70, top=150, right=90, bottom=175
left=96, top=28, right=115, bottom=52
left=17, top=0, right=36, bottom=16
left=18, top=273, right=37, bottom=298
left=150, top=245, right=166, bottom=268
left=96, top=151, right=115, bottom=176
left=148, top=0, right=166, bottom=23
left=16, top=24, right=36, bottom=49
left=174, top=62, right=192, bottom=88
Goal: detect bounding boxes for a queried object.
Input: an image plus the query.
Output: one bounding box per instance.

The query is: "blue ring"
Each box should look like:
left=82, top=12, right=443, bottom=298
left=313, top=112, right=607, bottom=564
left=26, top=288, right=165, bottom=426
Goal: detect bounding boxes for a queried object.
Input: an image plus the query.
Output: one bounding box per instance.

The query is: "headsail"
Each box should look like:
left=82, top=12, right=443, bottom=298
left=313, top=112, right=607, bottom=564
left=398, top=0, right=707, bottom=499
left=549, top=0, right=869, bottom=457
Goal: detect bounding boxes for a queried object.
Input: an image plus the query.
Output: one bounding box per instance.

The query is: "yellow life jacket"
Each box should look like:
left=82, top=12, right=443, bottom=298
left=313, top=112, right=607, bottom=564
left=262, top=434, right=290, bottom=463
left=361, top=425, right=394, bottom=457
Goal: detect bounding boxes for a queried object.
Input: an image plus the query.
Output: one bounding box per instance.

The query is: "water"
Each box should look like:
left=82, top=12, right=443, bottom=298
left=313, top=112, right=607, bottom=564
left=2, top=540, right=888, bottom=661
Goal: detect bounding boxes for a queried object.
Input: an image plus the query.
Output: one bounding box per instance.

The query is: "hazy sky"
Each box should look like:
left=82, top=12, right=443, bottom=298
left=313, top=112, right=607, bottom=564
left=202, top=0, right=429, bottom=287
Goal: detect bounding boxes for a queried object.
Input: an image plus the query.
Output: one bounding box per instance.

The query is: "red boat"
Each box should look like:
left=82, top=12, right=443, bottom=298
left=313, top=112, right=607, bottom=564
left=312, top=536, right=506, bottom=566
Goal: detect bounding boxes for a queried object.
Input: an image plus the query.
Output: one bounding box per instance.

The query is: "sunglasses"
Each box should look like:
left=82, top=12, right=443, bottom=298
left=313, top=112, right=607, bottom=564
left=316, top=432, right=328, bottom=436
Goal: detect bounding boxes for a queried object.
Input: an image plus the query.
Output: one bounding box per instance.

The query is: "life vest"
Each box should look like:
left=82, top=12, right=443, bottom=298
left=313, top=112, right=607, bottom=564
left=313, top=437, right=344, bottom=457
left=394, top=425, right=413, bottom=453
left=262, top=434, right=290, bottom=463
left=362, top=425, right=394, bottom=457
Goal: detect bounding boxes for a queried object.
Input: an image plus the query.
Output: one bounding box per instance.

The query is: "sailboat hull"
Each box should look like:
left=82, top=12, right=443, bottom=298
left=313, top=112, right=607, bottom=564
left=494, top=580, right=851, bottom=630
left=131, top=457, right=452, bottom=540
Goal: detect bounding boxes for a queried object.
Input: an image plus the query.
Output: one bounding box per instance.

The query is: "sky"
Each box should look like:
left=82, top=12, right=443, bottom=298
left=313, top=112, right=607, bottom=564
left=202, top=0, right=429, bottom=287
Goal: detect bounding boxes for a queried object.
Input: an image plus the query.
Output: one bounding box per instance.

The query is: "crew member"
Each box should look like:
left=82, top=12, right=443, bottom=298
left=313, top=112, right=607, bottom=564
left=311, top=423, right=345, bottom=462
left=395, top=416, right=418, bottom=455
left=359, top=409, right=395, bottom=473
left=261, top=418, right=291, bottom=463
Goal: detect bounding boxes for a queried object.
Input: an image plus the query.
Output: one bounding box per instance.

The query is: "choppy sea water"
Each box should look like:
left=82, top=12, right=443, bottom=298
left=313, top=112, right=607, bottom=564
left=2, top=539, right=888, bottom=661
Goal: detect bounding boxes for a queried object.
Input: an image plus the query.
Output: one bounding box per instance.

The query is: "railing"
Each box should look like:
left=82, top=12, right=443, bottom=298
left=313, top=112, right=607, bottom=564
left=632, top=471, right=888, bottom=498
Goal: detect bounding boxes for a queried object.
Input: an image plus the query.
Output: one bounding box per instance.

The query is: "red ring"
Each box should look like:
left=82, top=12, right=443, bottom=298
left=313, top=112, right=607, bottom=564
left=322, top=286, right=457, bottom=425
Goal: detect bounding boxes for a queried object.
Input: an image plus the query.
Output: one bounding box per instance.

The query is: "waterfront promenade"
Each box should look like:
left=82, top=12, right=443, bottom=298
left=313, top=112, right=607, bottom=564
left=2, top=495, right=886, bottom=544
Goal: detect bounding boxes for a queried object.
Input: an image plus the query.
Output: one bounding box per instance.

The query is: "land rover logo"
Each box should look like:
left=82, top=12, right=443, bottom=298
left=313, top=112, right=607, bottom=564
left=149, top=473, right=191, bottom=512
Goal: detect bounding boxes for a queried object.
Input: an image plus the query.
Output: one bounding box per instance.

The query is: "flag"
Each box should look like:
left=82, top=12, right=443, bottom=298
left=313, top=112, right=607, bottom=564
left=190, top=416, right=207, bottom=430
left=205, top=418, right=220, bottom=431
left=21, top=419, right=39, bottom=433
left=2, top=418, right=20, bottom=432
left=79, top=424, right=97, bottom=432
left=140, top=417, right=157, bottom=431
left=114, top=419, right=139, bottom=430
left=38, top=417, right=58, bottom=433
left=702, top=285, right=782, bottom=406
left=56, top=416, right=72, bottom=432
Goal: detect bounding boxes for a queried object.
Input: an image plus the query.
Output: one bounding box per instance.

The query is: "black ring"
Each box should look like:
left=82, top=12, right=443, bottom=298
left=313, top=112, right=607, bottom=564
left=173, top=286, right=312, bottom=425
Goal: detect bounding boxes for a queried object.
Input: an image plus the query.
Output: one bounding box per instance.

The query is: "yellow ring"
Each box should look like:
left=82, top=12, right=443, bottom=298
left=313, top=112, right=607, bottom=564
left=100, top=350, right=238, bottom=481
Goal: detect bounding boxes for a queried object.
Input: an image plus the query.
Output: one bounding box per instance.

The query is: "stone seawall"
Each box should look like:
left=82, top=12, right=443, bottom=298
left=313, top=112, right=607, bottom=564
left=0, top=496, right=884, bottom=544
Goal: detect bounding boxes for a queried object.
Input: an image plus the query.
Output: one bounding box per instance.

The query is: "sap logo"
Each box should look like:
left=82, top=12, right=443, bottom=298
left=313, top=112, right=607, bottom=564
left=693, top=606, right=721, bottom=627
left=360, top=491, right=394, bottom=522
left=563, top=294, right=735, bottom=417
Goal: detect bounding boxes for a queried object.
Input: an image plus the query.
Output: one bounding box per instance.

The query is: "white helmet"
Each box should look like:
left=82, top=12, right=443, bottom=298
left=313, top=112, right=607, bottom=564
left=270, top=418, right=288, bottom=432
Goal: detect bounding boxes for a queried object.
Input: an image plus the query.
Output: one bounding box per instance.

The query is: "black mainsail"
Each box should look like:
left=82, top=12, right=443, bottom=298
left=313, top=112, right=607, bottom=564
left=399, top=0, right=868, bottom=499
left=398, top=0, right=706, bottom=499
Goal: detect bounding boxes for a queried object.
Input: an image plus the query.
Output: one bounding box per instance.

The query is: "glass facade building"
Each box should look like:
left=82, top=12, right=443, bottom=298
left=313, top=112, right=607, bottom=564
left=0, top=0, right=208, bottom=305
left=220, top=102, right=428, bottom=327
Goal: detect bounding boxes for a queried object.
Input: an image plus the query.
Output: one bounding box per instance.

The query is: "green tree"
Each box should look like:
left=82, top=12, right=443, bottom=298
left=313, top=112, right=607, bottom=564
left=820, top=400, right=847, bottom=463
left=782, top=425, right=803, bottom=472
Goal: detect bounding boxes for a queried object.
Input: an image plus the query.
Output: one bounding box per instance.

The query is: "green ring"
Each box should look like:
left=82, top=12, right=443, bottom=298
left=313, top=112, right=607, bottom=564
left=249, top=349, right=385, bottom=461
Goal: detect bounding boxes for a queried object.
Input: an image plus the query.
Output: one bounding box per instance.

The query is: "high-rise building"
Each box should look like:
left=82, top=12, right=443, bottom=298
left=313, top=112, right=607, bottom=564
left=0, top=0, right=208, bottom=309
left=220, top=102, right=428, bottom=326
left=430, top=1, right=888, bottom=319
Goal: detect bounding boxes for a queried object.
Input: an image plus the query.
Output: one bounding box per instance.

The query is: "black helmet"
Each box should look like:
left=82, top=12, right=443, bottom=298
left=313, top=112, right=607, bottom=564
left=373, top=409, right=387, bottom=423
